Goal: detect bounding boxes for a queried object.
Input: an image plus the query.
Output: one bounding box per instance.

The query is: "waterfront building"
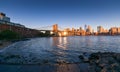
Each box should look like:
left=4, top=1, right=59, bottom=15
left=71, top=28, right=75, bottom=35
left=84, top=25, right=87, bottom=31
left=87, top=25, right=92, bottom=33
left=97, top=26, right=104, bottom=33
left=79, top=27, right=82, bottom=31
left=109, top=27, right=120, bottom=35
left=117, top=27, right=120, bottom=34
left=0, top=12, right=40, bottom=37
left=65, top=28, right=70, bottom=31
left=109, top=27, right=118, bottom=35
left=85, top=25, right=92, bottom=35
left=97, top=26, right=109, bottom=35
left=104, top=29, right=108, bottom=33
left=0, top=12, right=10, bottom=22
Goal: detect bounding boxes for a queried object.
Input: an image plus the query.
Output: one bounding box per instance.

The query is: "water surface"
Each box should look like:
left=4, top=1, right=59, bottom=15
left=0, top=36, right=120, bottom=64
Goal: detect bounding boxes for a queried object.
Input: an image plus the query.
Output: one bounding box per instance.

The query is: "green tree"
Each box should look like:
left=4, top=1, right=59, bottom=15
left=0, top=30, right=20, bottom=40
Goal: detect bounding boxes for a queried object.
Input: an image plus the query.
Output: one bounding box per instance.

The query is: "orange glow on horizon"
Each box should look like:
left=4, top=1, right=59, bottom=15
left=50, top=31, right=53, bottom=34
left=63, top=31, right=67, bottom=36
left=59, top=33, right=62, bottom=36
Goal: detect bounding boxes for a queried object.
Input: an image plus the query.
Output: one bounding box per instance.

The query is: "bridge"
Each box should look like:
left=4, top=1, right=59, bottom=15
left=35, top=24, right=90, bottom=36
left=35, top=24, right=75, bottom=36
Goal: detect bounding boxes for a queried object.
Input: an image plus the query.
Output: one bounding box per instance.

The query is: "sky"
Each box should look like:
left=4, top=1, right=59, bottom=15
left=0, top=0, right=120, bottom=31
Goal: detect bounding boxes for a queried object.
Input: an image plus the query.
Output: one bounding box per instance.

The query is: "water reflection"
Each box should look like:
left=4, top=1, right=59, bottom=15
left=63, top=37, right=67, bottom=45
left=0, top=36, right=120, bottom=64
left=51, top=37, right=69, bottom=63
left=84, top=36, right=93, bottom=47
left=52, top=37, right=68, bottom=50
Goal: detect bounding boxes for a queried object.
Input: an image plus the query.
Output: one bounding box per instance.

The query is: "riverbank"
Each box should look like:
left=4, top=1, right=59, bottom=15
left=0, top=41, right=12, bottom=50
left=0, top=52, right=120, bottom=72
left=0, top=38, right=30, bottom=50
left=0, top=36, right=120, bottom=72
left=79, top=52, right=120, bottom=72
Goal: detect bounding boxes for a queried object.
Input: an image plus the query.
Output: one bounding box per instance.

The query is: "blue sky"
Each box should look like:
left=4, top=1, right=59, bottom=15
left=0, top=0, right=120, bottom=31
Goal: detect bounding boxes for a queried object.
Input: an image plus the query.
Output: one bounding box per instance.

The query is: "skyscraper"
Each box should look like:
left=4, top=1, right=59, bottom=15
left=84, top=24, right=87, bottom=31
left=87, top=25, right=92, bottom=33
left=79, top=27, right=82, bottom=31
left=97, top=26, right=104, bottom=33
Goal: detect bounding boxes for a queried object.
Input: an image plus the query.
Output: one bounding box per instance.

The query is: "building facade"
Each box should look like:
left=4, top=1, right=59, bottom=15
left=0, top=12, right=40, bottom=38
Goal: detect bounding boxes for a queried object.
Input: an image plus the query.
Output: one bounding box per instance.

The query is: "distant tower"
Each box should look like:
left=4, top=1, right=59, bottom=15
left=52, top=24, right=58, bottom=32
left=92, top=29, right=94, bottom=33
left=72, top=28, right=74, bottom=32
left=97, top=26, right=104, bottom=33
left=87, top=25, right=92, bottom=33
left=84, top=24, right=87, bottom=31
left=79, top=27, right=82, bottom=31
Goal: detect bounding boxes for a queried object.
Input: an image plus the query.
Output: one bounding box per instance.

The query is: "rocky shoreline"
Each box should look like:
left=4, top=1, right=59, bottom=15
left=0, top=38, right=30, bottom=50
left=1, top=42, right=120, bottom=72
left=0, top=41, right=12, bottom=50
left=79, top=52, right=120, bottom=72
left=0, top=51, right=120, bottom=72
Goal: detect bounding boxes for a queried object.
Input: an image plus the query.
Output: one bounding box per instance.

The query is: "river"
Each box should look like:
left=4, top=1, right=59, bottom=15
left=0, top=36, right=120, bottom=64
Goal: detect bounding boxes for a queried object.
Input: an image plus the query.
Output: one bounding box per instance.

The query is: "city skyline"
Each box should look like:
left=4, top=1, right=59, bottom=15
left=0, top=0, right=120, bottom=31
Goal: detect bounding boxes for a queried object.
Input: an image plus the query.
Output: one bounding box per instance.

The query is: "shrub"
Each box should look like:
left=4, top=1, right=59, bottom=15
left=0, top=30, right=20, bottom=40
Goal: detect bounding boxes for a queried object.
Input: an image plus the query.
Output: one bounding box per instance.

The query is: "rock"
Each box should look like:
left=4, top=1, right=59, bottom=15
left=83, top=56, right=89, bottom=62
left=79, top=54, right=90, bottom=62
left=99, top=63, right=106, bottom=68
left=83, top=52, right=120, bottom=72
left=82, top=52, right=90, bottom=62
left=0, top=41, right=3, bottom=45
left=95, top=59, right=100, bottom=65
left=111, top=63, right=118, bottom=68
left=79, top=55, right=84, bottom=60
left=108, top=57, right=115, bottom=64
left=95, top=66, right=102, bottom=72
left=101, top=68, right=107, bottom=72
left=88, top=66, right=96, bottom=72
left=89, top=54, right=99, bottom=60
left=115, top=55, right=120, bottom=62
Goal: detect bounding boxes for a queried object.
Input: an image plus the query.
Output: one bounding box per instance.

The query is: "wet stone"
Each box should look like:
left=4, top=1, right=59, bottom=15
left=80, top=52, right=120, bottom=72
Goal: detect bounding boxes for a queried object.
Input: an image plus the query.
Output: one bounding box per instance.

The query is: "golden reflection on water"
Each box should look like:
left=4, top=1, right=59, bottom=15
left=59, top=37, right=62, bottom=44
left=63, top=37, right=67, bottom=45
left=52, top=37, right=68, bottom=63
left=52, top=37, right=68, bottom=50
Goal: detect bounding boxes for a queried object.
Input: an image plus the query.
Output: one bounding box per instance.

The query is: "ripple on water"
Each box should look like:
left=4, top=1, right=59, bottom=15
left=0, top=36, right=120, bottom=64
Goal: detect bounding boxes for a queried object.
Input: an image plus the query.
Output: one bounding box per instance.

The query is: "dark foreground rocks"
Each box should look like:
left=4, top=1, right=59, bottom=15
left=79, top=52, right=120, bottom=72
left=0, top=52, right=120, bottom=72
